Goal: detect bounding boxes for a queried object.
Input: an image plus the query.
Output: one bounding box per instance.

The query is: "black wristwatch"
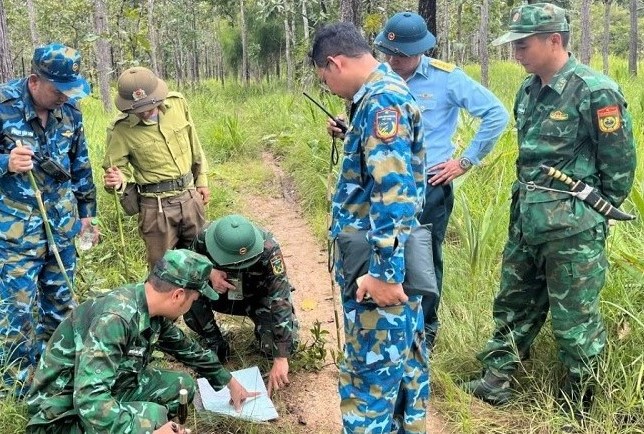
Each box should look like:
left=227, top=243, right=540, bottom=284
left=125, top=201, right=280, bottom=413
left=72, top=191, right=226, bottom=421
left=458, top=157, right=473, bottom=171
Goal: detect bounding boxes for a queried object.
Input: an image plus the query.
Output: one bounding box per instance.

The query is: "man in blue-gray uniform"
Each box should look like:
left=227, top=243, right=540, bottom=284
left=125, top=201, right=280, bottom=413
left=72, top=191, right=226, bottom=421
left=311, top=22, right=429, bottom=433
left=0, top=43, right=97, bottom=396
left=373, top=12, right=509, bottom=348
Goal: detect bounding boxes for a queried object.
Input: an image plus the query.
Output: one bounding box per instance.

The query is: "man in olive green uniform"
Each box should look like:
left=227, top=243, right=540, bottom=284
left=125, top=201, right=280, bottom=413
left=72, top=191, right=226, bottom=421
left=463, top=3, right=636, bottom=414
left=183, top=214, right=299, bottom=396
left=103, top=67, right=209, bottom=269
left=26, top=249, right=257, bottom=434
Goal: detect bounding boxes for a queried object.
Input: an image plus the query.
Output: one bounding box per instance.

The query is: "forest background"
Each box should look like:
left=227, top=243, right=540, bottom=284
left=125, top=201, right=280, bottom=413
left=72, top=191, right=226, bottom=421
left=0, top=0, right=643, bottom=433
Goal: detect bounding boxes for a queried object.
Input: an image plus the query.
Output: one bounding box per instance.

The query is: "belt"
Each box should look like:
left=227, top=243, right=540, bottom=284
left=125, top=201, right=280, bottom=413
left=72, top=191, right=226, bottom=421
left=139, top=173, right=193, bottom=194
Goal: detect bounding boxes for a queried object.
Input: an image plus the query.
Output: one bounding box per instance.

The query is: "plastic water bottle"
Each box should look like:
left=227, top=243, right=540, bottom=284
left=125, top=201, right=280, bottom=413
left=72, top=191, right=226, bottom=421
left=78, top=218, right=98, bottom=251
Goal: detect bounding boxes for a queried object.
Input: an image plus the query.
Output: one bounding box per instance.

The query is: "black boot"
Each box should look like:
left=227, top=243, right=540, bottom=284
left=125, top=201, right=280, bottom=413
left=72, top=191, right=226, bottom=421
left=461, top=369, right=514, bottom=406
left=558, top=375, right=594, bottom=423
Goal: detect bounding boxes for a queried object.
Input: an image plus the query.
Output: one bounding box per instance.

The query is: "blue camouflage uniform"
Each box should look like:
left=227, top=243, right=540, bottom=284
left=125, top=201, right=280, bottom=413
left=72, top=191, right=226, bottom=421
left=332, top=62, right=428, bottom=433
left=408, top=56, right=508, bottom=343
left=0, top=69, right=96, bottom=394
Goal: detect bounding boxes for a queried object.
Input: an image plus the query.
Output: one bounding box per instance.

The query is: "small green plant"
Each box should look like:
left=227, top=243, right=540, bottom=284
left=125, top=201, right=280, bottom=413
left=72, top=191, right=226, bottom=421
left=291, top=321, right=329, bottom=372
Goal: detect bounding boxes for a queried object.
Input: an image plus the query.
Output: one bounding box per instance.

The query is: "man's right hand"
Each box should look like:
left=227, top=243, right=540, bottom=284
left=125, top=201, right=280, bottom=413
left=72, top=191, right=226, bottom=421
left=153, top=421, right=184, bottom=434
left=209, top=269, right=235, bottom=294
left=103, top=166, right=124, bottom=189
left=8, top=146, right=34, bottom=173
left=228, top=377, right=260, bottom=411
left=326, top=114, right=346, bottom=139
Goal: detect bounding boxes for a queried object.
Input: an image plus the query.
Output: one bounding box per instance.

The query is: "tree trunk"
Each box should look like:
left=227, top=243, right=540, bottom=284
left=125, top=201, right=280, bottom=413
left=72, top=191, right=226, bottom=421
left=240, top=0, right=250, bottom=84
left=579, top=0, right=592, bottom=65
left=26, top=0, right=40, bottom=46
left=479, top=0, right=489, bottom=88
left=601, top=0, right=612, bottom=75
left=301, top=0, right=310, bottom=44
left=0, top=0, right=14, bottom=82
left=284, top=11, right=293, bottom=90
left=442, top=0, right=450, bottom=61
left=93, top=0, right=112, bottom=112
left=340, top=0, right=361, bottom=26
left=418, top=0, right=437, bottom=37
left=147, top=0, right=159, bottom=75
left=628, top=0, right=638, bottom=76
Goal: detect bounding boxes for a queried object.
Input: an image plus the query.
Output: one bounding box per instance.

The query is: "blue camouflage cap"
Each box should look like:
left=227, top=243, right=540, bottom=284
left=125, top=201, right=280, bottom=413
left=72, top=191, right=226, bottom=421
left=153, top=249, right=219, bottom=300
left=31, top=43, right=91, bottom=99
left=492, top=3, right=570, bottom=46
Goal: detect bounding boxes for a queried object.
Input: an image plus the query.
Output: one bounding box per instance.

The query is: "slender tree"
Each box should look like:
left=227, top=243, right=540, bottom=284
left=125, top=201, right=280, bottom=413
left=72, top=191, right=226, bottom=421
left=601, top=0, right=613, bottom=75
left=628, top=0, right=638, bottom=76
left=26, top=0, right=39, bottom=47
left=418, top=0, right=437, bottom=36
left=340, top=0, right=361, bottom=26
left=147, top=0, right=159, bottom=75
left=240, top=0, right=250, bottom=84
left=479, top=0, right=489, bottom=87
left=580, top=0, right=592, bottom=64
left=0, top=0, right=14, bottom=82
left=93, top=0, right=113, bottom=112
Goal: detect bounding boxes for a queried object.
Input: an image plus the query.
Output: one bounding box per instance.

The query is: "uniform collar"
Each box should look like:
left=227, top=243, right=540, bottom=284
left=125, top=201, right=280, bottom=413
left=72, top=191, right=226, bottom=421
left=134, top=283, right=152, bottom=332
left=352, top=62, right=390, bottom=104
left=524, top=53, right=577, bottom=96
left=413, top=55, right=431, bottom=80
left=124, top=100, right=170, bottom=127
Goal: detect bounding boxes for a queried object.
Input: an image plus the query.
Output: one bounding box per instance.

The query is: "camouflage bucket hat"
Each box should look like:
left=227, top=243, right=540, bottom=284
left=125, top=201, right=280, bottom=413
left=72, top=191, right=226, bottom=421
left=492, top=3, right=570, bottom=46
left=153, top=249, right=218, bottom=300
left=205, top=215, right=264, bottom=270
left=374, top=12, right=436, bottom=57
left=31, top=43, right=90, bottom=99
left=115, top=66, right=169, bottom=114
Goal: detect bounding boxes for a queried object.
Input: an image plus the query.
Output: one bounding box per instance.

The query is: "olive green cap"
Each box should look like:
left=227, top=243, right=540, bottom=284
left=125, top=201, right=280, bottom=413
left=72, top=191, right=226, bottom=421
left=492, top=3, right=570, bottom=46
left=115, top=66, right=168, bottom=114
left=152, top=249, right=218, bottom=300
left=205, top=215, right=263, bottom=269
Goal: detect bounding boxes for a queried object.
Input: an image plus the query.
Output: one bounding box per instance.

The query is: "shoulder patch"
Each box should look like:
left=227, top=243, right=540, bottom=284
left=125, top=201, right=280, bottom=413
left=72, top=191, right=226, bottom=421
left=270, top=255, right=285, bottom=276
left=374, top=108, right=399, bottom=140
left=597, top=105, right=621, bottom=133
left=429, top=59, right=456, bottom=73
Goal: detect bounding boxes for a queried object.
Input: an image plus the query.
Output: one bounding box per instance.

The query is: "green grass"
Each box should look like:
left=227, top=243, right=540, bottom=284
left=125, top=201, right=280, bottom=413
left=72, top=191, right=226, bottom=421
left=5, top=59, right=643, bottom=433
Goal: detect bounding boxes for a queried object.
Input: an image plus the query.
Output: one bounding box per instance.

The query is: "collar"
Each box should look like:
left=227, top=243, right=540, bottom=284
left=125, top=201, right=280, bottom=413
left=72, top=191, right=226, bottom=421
left=352, top=62, right=390, bottom=104
left=524, top=53, right=577, bottom=96
left=134, top=283, right=152, bottom=333
left=412, top=55, right=431, bottom=80
left=124, top=100, right=170, bottom=127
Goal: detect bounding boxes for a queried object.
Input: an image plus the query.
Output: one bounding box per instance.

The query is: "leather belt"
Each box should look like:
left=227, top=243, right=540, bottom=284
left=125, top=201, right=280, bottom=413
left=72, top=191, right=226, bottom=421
left=139, top=173, right=193, bottom=194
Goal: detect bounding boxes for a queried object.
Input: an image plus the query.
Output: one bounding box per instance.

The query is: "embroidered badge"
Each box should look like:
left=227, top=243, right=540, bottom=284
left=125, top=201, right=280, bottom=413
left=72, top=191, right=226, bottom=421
left=387, top=32, right=396, bottom=41
left=374, top=109, right=399, bottom=140
left=549, top=110, right=568, bottom=121
left=132, top=88, right=147, bottom=101
left=270, top=256, right=285, bottom=276
left=597, top=105, right=621, bottom=133
left=72, top=63, right=79, bottom=72
left=61, top=130, right=74, bottom=138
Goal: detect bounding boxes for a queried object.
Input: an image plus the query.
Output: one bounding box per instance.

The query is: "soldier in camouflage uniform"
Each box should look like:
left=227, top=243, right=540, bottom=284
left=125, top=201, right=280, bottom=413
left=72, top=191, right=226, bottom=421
left=0, top=43, right=97, bottom=396
left=310, top=23, right=429, bottom=433
left=463, top=3, right=636, bottom=414
left=26, top=249, right=258, bottom=434
left=183, top=214, right=299, bottom=397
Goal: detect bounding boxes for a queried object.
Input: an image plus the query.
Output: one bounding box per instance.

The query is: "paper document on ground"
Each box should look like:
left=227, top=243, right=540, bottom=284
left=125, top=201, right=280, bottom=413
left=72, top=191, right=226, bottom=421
left=197, top=366, right=278, bottom=422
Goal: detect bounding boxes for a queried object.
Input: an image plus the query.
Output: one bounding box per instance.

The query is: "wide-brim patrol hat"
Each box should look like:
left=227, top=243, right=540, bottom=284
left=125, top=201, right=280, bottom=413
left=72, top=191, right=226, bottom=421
left=492, top=2, right=570, bottom=46
left=32, top=43, right=91, bottom=100
left=152, top=249, right=219, bottom=301
left=205, top=215, right=264, bottom=270
left=115, top=66, right=169, bottom=114
left=374, top=12, right=436, bottom=57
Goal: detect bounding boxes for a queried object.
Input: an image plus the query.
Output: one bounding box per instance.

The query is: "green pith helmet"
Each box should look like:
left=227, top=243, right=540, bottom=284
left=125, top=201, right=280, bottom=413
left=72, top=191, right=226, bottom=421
left=374, top=11, right=436, bottom=57
left=205, top=215, right=264, bottom=269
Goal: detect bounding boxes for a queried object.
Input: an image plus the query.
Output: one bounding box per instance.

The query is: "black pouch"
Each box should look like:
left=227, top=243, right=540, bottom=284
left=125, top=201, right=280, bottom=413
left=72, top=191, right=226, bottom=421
left=119, top=183, right=140, bottom=216
left=39, top=157, right=72, bottom=182
left=336, top=224, right=437, bottom=301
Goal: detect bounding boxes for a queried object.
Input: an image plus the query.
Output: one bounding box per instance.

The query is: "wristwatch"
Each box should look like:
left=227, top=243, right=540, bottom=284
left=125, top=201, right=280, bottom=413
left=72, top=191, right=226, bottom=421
left=458, top=157, right=473, bottom=171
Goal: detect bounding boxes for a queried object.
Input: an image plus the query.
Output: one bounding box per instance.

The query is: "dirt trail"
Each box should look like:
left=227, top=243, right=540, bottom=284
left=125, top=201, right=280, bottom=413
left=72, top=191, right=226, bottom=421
left=238, top=153, right=450, bottom=433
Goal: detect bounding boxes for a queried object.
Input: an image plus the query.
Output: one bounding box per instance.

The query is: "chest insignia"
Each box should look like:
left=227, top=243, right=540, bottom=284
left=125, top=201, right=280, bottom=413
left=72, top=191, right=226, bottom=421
left=597, top=105, right=621, bottom=133
left=374, top=108, right=399, bottom=140
left=62, top=130, right=73, bottom=138
left=549, top=110, right=568, bottom=121
left=270, top=256, right=285, bottom=276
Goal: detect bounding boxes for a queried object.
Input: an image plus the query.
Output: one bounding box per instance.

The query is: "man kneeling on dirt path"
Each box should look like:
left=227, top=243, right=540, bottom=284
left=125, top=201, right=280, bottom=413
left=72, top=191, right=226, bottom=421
left=183, top=214, right=299, bottom=396
left=26, top=249, right=257, bottom=434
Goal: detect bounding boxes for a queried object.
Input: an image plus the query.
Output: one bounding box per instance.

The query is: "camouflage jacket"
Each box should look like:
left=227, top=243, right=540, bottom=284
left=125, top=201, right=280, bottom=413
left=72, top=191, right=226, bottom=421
left=0, top=78, right=96, bottom=241
left=193, top=224, right=297, bottom=357
left=330, top=62, right=425, bottom=285
left=26, top=284, right=232, bottom=432
left=512, top=55, right=636, bottom=244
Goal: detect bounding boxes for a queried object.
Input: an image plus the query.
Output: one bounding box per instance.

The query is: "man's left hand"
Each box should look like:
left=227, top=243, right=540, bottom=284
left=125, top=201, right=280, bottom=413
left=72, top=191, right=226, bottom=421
left=79, top=217, right=99, bottom=245
left=267, top=357, right=290, bottom=396
left=197, top=187, right=210, bottom=205
left=428, top=159, right=467, bottom=185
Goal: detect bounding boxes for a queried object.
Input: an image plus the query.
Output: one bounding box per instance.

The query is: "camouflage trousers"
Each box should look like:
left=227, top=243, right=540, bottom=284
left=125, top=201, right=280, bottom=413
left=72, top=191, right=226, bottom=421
left=184, top=294, right=299, bottom=358
left=0, top=236, right=76, bottom=396
left=478, top=223, right=608, bottom=379
left=340, top=296, right=429, bottom=434
left=26, top=367, right=192, bottom=433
